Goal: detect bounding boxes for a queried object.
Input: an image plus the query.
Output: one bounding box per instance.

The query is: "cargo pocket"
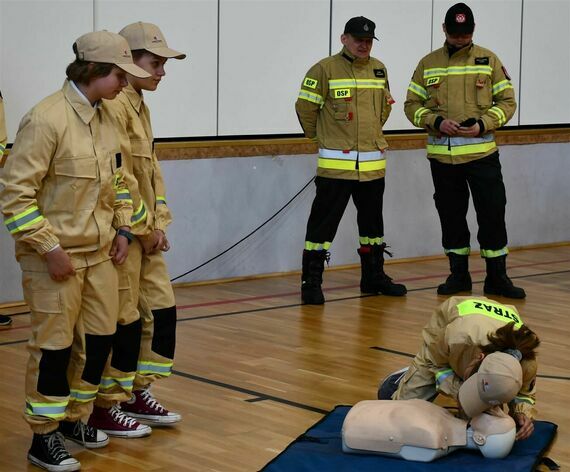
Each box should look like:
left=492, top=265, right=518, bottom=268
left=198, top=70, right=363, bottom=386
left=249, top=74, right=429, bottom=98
left=131, top=139, right=153, bottom=179
left=28, top=289, right=71, bottom=348
left=475, top=74, right=492, bottom=107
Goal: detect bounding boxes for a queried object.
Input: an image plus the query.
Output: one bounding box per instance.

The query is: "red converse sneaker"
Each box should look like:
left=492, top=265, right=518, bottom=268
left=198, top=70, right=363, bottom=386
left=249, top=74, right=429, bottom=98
left=88, top=405, right=152, bottom=438
left=120, top=387, right=181, bottom=425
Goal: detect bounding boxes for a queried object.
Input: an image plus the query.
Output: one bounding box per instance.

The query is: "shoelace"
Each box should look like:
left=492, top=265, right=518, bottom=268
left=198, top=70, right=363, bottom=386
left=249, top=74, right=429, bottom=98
left=46, top=432, right=70, bottom=462
left=140, top=388, right=166, bottom=413
left=72, top=421, right=96, bottom=446
left=110, top=405, right=139, bottom=428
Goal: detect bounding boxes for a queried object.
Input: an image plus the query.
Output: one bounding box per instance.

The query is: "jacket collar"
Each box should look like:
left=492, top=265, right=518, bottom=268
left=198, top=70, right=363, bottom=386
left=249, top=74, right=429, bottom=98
left=340, top=47, right=370, bottom=65
left=63, top=80, right=97, bottom=125
left=445, top=41, right=474, bottom=58
left=123, top=83, right=144, bottom=113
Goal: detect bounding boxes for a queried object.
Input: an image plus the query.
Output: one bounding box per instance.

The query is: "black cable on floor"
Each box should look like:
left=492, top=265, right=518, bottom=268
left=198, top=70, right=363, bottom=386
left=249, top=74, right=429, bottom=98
left=170, top=176, right=315, bottom=282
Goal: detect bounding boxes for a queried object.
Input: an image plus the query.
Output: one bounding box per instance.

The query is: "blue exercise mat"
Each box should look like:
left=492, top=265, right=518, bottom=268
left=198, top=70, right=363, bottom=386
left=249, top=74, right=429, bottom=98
left=262, top=406, right=557, bottom=472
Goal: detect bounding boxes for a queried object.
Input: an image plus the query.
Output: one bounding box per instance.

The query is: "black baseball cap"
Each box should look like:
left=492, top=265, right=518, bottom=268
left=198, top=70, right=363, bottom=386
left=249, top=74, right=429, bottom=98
left=344, top=16, right=378, bottom=40
left=445, top=3, right=475, bottom=35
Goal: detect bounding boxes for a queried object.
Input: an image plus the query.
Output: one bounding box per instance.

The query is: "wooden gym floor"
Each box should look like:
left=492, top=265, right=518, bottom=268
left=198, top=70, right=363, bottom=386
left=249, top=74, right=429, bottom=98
left=0, top=245, right=568, bottom=471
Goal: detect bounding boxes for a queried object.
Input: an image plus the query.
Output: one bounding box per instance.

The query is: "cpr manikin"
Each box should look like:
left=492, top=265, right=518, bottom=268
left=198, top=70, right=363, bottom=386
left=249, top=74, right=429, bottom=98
left=342, top=399, right=516, bottom=462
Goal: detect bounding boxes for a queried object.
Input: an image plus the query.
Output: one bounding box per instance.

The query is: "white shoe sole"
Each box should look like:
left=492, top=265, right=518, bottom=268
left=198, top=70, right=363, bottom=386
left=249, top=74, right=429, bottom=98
left=101, top=425, right=152, bottom=438
left=125, top=412, right=182, bottom=425
left=28, top=453, right=81, bottom=472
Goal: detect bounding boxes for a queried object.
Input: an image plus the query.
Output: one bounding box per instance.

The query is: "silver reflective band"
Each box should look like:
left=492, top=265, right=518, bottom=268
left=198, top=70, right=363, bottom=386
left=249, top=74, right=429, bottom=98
left=427, top=134, right=495, bottom=146
left=319, top=148, right=384, bottom=161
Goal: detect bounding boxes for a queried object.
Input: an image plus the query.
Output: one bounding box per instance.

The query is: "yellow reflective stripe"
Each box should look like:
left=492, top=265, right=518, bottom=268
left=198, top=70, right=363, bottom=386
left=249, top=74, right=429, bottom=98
left=317, top=158, right=386, bottom=172
left=359, top=236, right=384, bottom=245
left=457, top=299, right=524, bottom=327
left=305, top=241, right=331, bottom=251
left=5, top=206, right=44, bottom=234
left=427, top=141, right=496, bottom=156
left=492, top=79, right=513, bottom=95
left=408, top=81, right=428, bottom=100
left=480, top=247, right=509, bottom=258
left=156, top=195, right=167, bottom=205
left=424, top=65, right=492, bottom=77
left=26, top=400, right=68, bottom=418
left=435, top=368, right=454, bottom=385
left=298, top=89, right=324, bottom=106
left=514, top=395, right=536, bottom=405
left=414, top=107, right=430, bottom=127
left=131, top=201, right=147, bottom=226
left=328, top=79, right=385, bottom=89
left=489, top=106, right=507, bottom=126
left=115, top=189, right=132, bottom=203
left=445, top=247, right=470, bottom=256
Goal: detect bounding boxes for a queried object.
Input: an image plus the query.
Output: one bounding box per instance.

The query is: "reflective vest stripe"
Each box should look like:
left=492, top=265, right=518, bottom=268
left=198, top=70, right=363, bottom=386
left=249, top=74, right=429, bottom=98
left=492, top=79, right=513, bottom=95
left=408, top=81, right=428, bottom=100
left=69, top=388, right=98, bottom=403
left=26, top=400, right=68, bottom=419
left=131, top=201, right=147, bottom=226
left=414, top=107, right=430, bottom=127
left=317, top=157, right=386, bottom=172
left=329, top=78, right=386, bottom=89
left=480, top=247, right=509, bottom=258
left=99, top=375, right=135, bottom=390
left=137, top=360, right=173, bottom=376
left=156, top=195, right=167, bottom=205
left=5, top=206, right=44, bottom=234
left=359, top=236, right=384, bottom=245
left=426, top=141, right=496, bottom=157
left=424, top=65, right=493, bottom=77
left=0, top=143, right=5, bottom=154
left=489, top=106, right=507, bottom=126
left=514, top=395, right=535, bottom=405
left=298, top=90, right=324, bottom=106
left=427, top=134, right=495, bottom=146
left=305, top=241, right=331, bottom=251
left=319, top=148, right=384, bottom=161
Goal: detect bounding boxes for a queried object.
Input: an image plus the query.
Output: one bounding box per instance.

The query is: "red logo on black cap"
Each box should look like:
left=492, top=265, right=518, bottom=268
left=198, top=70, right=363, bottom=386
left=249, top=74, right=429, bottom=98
left=456, top=13, right=466, bottom=23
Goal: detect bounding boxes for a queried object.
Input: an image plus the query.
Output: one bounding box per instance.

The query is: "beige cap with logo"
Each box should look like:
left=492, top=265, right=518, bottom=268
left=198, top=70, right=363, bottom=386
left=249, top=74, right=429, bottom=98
left=119, top=22, right=186, bottom=60
left=458, top=352, right=523, bottom=418
left=75, top=31, right=150, bottom=78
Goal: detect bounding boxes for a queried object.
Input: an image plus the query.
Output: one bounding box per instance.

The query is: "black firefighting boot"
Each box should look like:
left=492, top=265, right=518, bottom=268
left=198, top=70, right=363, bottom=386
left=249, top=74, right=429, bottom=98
left=301, top=250, right=329, bottom=305
left=358, top=244, right=407, bottom=296
left=437, top=253, right=472, bottom=295
left=483, top=255, right=526, bottom=299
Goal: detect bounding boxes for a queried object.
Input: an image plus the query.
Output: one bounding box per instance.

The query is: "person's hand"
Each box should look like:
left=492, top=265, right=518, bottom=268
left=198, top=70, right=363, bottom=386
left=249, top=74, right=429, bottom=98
left=110, top=226, right=130, bottom=265
left=45, top=246, right=75, bottom=281
left=514, top=413, right=534, bottom=440
left=439, top=119, right=461, bottom=135
left=154, top=230, right=170, bottom=252
left=456, top=122, right=481, bottom=137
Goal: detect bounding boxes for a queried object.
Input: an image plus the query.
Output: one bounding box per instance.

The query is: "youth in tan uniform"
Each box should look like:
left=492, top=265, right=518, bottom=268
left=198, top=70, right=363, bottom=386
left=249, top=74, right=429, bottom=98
left=89, top=22, right=185, bottom=437
left=0, top=92, right=12, bottom=326
left=0, top=31, right=149, bottom=472
left=381, top=296, right=539, bottom=441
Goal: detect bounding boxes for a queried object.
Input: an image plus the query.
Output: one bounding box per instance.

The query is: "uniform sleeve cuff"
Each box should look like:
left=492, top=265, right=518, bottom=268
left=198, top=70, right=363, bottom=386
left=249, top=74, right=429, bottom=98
left=434, top=116, right=444, bottom=130
left=37, top=236, right=61, bottom=255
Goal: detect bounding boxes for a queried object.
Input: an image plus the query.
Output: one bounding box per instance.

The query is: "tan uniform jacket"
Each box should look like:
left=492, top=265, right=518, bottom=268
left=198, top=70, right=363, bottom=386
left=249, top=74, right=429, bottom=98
left=295, top=47, right=392, bottom=181
left=0, top=81, right=132, bottom=267
left=106, top=84, right=172, bottom=237
left=422, top=296, right=537, bottom=419
left=404, top=43, right=516, bottom=164
left=0, top=91, right=6, bottom=165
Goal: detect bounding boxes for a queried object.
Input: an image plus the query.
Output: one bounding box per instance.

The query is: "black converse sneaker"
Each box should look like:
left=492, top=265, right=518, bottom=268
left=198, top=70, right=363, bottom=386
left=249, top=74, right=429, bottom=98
left=28, top=431, right=80, bottom=472
left=58, top=420, right=109, bottom=449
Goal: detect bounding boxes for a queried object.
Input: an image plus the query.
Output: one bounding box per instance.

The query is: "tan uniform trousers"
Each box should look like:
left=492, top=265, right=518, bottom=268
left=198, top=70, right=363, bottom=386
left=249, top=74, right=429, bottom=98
left=393, top=343, right=463, bottom=402
left=96, top=238, right=175, bottom=407
left=23, top=256, right=118, bottom=434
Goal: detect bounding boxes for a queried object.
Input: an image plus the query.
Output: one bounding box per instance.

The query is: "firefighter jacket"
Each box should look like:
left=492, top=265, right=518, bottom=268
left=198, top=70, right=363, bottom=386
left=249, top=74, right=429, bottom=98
left=421, top=296, right=537, bottom=419
left=0, top=81, right=132, bottom=268
left=295, top=47, right=393, bottom=182
left=404, top=43, right=516, bottom=164
left=0, top=91, right=6, bottom=164
left=106, top=84, right=172, bottom=237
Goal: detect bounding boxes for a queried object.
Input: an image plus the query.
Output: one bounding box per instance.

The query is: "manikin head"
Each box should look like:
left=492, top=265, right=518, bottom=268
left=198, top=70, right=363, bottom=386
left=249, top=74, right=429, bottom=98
left=467, top=407, right=516, bottom=458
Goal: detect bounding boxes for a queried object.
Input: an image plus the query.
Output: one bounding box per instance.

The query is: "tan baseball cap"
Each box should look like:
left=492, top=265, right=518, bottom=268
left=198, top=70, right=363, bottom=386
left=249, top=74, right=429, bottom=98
left=75, top=31, right=150, bottom=78
left=119, top=22, right=186, bottom=60
left=458, top=352, right=522, bottom=418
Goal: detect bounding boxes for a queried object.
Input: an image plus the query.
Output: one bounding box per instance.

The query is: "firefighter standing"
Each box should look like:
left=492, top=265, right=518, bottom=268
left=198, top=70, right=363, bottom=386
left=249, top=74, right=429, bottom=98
left=0, top=31, right=149, bottom=471
left=88, top=22, right=185, bottom=438
left=404, top=3, right=525, bottom=298
left=296, top=16, right=406, bottom=305
left=0, top=91, right=12, bottom=327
